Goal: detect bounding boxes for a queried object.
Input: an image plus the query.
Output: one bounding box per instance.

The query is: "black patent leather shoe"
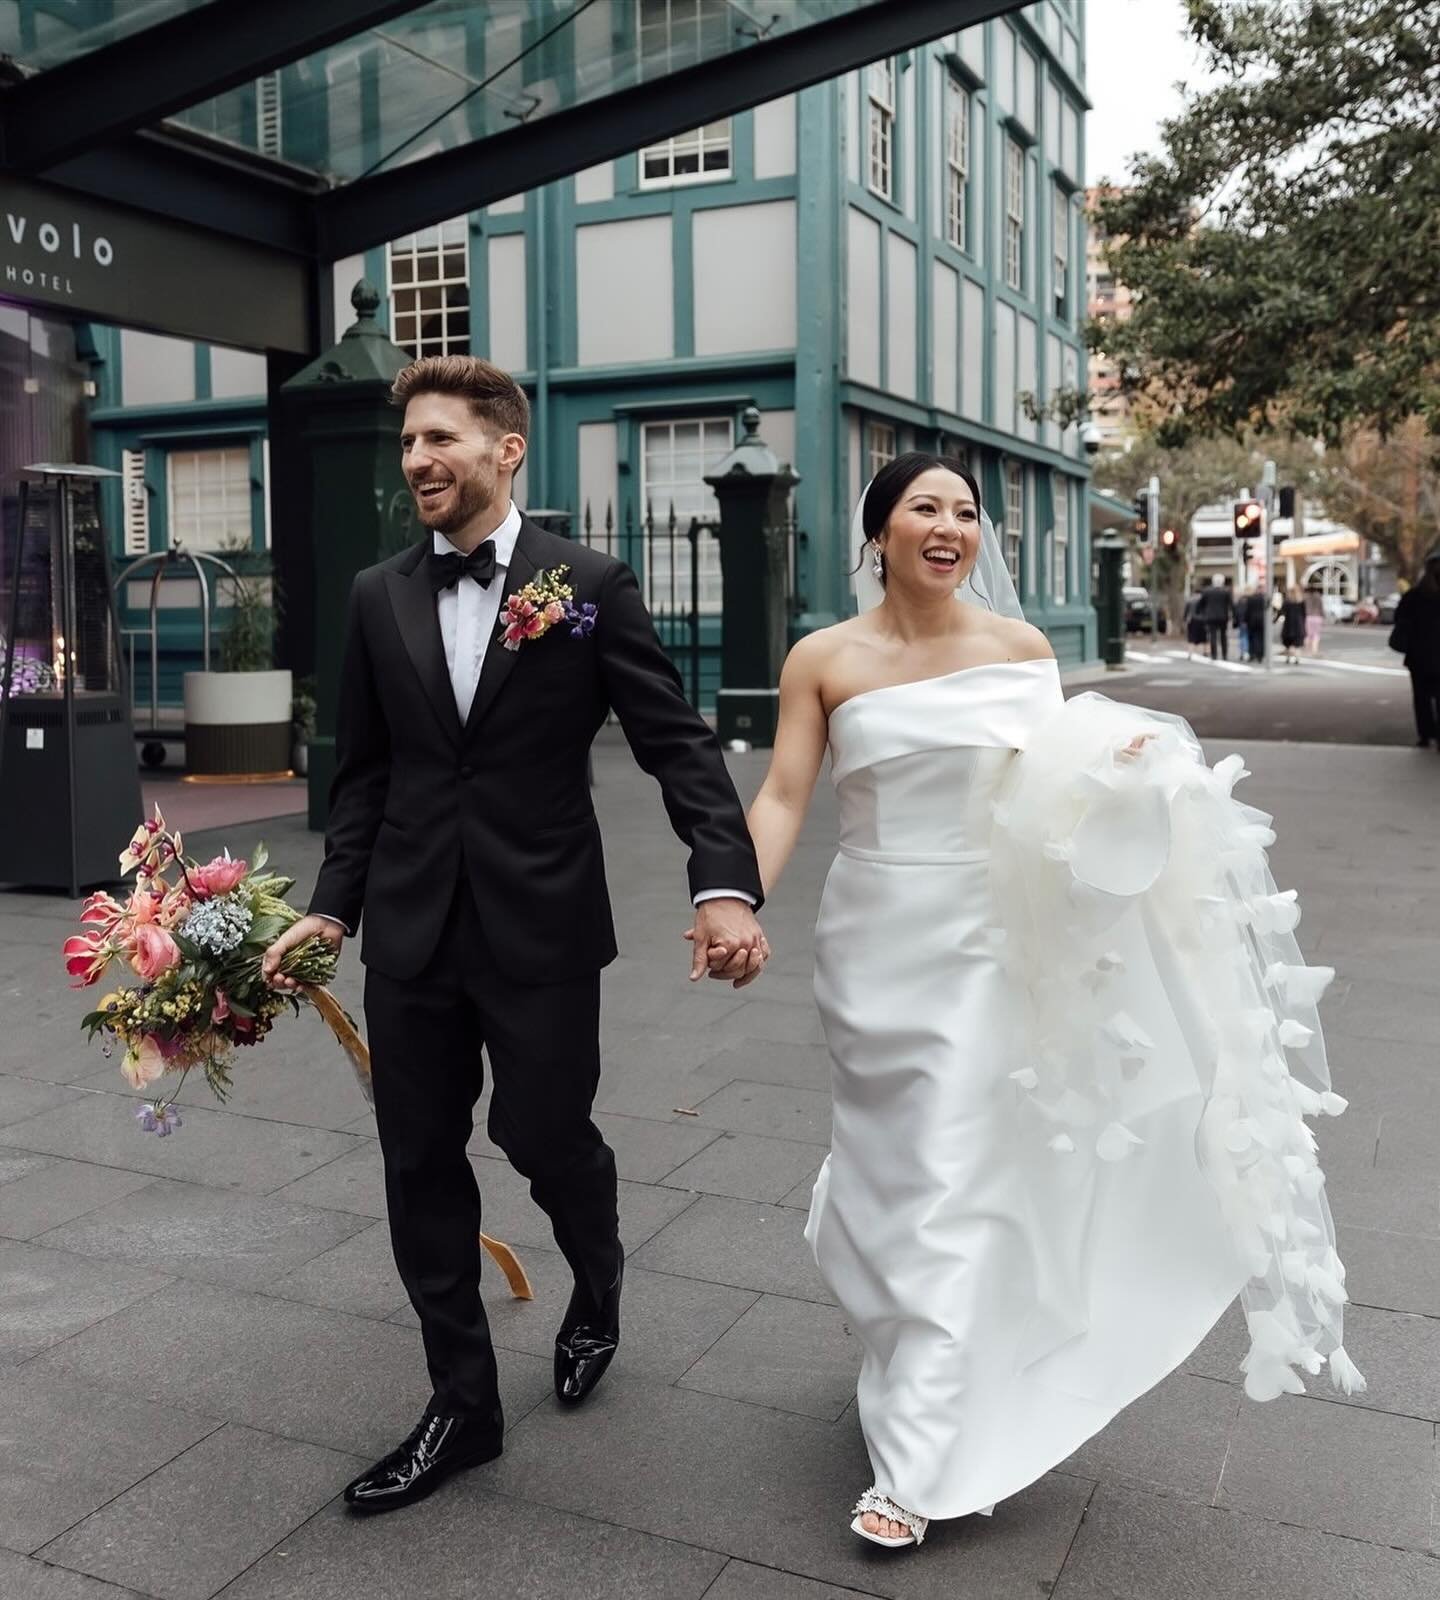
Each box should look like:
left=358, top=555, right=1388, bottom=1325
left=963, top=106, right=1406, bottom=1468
left=554, top=1260, right=622, bottom=1406
left=343, top=1412, right=502, bottom=1513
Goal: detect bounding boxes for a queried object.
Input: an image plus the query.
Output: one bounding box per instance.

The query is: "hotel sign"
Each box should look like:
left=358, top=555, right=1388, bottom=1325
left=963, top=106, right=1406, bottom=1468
left=0, top=176, right=310, bottom=353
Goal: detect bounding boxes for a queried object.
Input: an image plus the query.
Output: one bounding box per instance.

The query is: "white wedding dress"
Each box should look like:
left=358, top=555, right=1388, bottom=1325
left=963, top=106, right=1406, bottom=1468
left=805, top=657, right=1361, bottom=1522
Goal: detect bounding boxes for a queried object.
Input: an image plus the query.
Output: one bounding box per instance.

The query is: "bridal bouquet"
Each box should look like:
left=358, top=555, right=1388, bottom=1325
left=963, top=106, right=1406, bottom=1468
left=62, top=807, right=338, bottom=1134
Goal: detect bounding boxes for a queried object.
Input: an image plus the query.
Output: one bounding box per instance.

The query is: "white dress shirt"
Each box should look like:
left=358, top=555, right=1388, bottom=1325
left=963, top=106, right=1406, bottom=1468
left=313, top=503, right=750, bottom=931
left=435, top=501, right=522, bottom=722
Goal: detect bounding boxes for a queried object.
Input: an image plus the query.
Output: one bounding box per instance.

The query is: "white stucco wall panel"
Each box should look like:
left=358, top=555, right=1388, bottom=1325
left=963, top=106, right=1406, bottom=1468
left=120, top=329, right=195, bottom=407
left=576, top=215, right=674, bottom=365
left=845, top=207, right=881, bottom=388
left=693, top=201, right=797, bottom=356
left=487, top=233, right=528, bottom=372
left=886, top=232, right=917, bottom=400
left=753, top=95, right=796, bottom=178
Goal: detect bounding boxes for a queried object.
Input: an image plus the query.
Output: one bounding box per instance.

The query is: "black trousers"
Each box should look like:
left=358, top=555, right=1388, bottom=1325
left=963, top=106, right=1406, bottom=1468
left=1410, top=667, right=1440, bottom=742
left=1207, top=620, right=1228, bottom=660
left=363, top=881, right=620, bottom=1423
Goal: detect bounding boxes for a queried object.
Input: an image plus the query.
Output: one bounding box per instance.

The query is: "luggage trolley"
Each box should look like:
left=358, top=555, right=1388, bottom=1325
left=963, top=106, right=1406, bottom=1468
left=114, top=544, right=239, bottom=767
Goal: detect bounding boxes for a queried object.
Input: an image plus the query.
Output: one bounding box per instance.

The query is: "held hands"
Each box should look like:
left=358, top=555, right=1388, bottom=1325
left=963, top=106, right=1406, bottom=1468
left=262, top=914, right=345, bottom=993
left=683, top=898, right=770, bottom=989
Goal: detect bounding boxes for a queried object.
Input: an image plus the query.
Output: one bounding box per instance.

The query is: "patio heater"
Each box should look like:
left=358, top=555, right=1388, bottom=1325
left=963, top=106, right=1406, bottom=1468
left=0, top=464, right=142, bottom=894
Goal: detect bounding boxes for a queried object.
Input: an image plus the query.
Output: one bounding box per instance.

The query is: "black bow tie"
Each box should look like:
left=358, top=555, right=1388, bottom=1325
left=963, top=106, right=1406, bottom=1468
left=427, top=542, right=497, bottom=593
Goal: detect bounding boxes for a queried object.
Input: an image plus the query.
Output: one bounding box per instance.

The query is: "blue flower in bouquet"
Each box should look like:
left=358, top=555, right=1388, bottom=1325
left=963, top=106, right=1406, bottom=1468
left=566, top=601, right=598, bottom=639
left=135, top=1102, right=182, bottom=1136
left=180, top=893, right=253, bottom=956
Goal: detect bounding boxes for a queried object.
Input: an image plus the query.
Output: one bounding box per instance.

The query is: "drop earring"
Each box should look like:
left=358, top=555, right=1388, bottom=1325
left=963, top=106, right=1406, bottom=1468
left=871, top=542, right=884, bottom=580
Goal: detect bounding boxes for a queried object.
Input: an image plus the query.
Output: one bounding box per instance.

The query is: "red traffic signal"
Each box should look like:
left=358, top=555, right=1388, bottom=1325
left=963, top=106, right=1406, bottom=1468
left=1160, top=527, right=1177, bottom=549
left=1233, top=500, right=1263, bottom=538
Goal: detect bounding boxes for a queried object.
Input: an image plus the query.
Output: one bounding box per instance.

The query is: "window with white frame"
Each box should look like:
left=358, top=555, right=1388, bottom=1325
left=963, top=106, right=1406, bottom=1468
left=640, top=418, right=732, bottom=615
left=388, top=219, right=470, bottom=358
left=867, top=59, right=895, bottom=200
left=1004, top=139, right=1025, bottom=291
left=640, top=119, right=732, bottom=186
left=167, top=447, right=253, bottom=552
left=1052, top=475, right=1069, bottom=602
left=638, top=0, right=729, bottom=75
left=1053, top=185, right=1070, bottom=318
left=867, top=421, right=897, bottom=481
left=1004, top=462, right=1024, bottom=584
left=945, top=75, right=970, bottom=252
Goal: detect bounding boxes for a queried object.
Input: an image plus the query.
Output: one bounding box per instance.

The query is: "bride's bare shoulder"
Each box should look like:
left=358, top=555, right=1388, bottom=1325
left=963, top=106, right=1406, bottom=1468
left=784, top=617, right=868, bottom=674
left=982, top=613, right=1055, bottom=663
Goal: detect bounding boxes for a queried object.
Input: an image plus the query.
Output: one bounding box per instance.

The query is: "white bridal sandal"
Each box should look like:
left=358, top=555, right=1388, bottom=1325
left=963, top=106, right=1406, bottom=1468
left=850, top=1487, right=928, bottom=1548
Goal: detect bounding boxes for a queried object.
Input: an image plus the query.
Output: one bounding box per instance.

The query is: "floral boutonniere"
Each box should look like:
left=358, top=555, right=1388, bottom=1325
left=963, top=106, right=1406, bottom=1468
left=497, top=564, right=599, bottom=652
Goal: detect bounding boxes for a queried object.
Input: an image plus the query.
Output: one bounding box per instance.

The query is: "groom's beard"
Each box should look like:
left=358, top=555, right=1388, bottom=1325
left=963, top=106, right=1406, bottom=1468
left=414, top=472, right=495, bottom=536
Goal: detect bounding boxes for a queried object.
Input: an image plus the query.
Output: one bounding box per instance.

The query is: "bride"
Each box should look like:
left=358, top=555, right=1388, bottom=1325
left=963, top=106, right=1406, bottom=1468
left=736, top=453, right=1363, bottom=1549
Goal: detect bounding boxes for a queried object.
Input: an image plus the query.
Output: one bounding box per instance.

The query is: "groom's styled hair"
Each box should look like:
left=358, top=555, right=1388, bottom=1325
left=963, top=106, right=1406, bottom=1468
left=391, top=355, right=530, bottom=443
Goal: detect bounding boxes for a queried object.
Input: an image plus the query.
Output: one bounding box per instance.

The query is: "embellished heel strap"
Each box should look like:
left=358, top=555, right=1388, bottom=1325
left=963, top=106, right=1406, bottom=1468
left=852, top=1487, right=928, bottom=1545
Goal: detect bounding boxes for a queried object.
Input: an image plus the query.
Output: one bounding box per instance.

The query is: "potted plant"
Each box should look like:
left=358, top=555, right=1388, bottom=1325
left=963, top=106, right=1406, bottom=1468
left=290, top=676, right=317, bottom=777
left=182, top=548, right=293, bottom=779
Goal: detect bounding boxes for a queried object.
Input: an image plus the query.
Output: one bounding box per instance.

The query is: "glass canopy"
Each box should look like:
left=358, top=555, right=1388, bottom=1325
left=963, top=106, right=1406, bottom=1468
left=164, top=0, right=883, bottom=185
left=0, top=0, right=221, bottom=74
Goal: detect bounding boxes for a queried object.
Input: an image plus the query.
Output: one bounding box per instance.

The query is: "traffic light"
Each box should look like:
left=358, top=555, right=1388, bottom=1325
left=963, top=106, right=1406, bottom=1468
left=1233, top=499, right=1262, bottom=540
left=1241, top=540, right=1253, bottom=566
left=1160, top=527, right=1177, bottom=549
left=1278, top=485, right=1296, bottom=520
left=1133, top=491, right=1150, bottom=541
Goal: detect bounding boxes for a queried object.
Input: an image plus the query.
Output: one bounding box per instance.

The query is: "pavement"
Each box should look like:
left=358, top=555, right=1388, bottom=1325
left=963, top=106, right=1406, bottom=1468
left=1, top=707, right=1437, bottom=1599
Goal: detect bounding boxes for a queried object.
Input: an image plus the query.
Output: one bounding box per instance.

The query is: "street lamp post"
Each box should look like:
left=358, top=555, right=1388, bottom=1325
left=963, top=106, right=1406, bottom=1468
left=1261, top=458, right=1277, bottom=675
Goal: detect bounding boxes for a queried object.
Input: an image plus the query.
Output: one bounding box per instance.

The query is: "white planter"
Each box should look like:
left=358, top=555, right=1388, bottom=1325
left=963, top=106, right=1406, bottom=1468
left=183, top=670, right=293, bottom=777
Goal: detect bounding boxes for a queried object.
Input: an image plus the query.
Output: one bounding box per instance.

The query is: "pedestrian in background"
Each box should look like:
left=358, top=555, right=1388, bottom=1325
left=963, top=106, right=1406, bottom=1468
left=1236, top=585, right=1252, bottom=661
left=1200, top=575, right=1231, bottom=661
left=1281, top=586, right=1307, bottom=665
left=1244, top=585, right=1268, bottom=665
left=1390, top=551, right=1440, bottom=748
left=1304, top=585, right=1325, bottom=657
left=1184, top=590, right=1207, bottom=657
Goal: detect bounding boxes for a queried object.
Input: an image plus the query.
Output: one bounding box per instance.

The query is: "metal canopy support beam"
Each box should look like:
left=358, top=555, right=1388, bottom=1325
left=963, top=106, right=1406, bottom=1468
left=1, top=0, right=425, bottom=174
left=317, top=0, right=1019, bottom=260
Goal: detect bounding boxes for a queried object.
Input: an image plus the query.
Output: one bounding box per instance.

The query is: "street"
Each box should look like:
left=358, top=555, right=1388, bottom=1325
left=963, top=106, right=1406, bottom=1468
left=1101, top=621, right=1418, bottom=746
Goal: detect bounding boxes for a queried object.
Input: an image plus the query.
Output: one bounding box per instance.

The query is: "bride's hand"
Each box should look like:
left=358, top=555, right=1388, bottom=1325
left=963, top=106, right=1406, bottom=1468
left=1118, top=732, right=1156, bottom=762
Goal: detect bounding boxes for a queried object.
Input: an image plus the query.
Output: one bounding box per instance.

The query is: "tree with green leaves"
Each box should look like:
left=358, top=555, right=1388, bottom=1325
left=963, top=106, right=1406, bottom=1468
left=1090, top=0, right=1440, bottom=446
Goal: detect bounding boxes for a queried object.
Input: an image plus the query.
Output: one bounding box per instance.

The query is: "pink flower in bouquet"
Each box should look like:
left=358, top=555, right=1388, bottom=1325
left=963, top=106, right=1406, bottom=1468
left=543, top=599, right=566, bottom=625
left=79, top=891, right=125, bottom=934
left=210, top=989, right=230, bottom=1025
left=120, top=1034, right=170, bottom=1089
left=189, top=850, right=248, bottom=899
left=130, top=924, right=181, bottom=982
left=126, top=884, right=166, bottom=926
left=63, top=930, right=113, bottom=987
left=157, top=886, right=192, bottom=929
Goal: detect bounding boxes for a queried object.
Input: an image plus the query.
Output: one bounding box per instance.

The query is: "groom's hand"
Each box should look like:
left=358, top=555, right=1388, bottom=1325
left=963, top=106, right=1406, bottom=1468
left=262, top=914, right=345, bottom=992
left=686, top=899, right=769, bottom=987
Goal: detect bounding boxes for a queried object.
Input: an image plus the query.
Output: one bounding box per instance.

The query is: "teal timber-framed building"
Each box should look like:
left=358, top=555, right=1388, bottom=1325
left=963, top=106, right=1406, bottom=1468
left=87, top=0, right=1096, bottom=709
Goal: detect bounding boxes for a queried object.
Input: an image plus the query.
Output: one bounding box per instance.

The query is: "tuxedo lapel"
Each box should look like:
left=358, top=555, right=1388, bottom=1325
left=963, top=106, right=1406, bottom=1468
left=462, top=522, right=542, bottom=740
left=383, top=546, right=462, bottom=746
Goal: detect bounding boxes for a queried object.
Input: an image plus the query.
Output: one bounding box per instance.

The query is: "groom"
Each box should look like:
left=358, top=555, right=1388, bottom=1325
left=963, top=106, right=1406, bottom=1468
left=263, top=355, right=766, bottom=1512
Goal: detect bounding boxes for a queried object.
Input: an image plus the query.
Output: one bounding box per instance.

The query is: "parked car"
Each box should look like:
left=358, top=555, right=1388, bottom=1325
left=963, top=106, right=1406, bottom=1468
left=1123, top=586, right=1167, bottom=634
left=1378, top=592, right=1401, bottom=624
left=1321, top=594, right=1355, bottom=623
left=1353, top=596, right=1380, bottom=624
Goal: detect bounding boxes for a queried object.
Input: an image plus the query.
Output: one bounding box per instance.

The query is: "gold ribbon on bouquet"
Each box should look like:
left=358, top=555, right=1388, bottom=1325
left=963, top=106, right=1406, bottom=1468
left=304, top=986, right=533, bottom=1300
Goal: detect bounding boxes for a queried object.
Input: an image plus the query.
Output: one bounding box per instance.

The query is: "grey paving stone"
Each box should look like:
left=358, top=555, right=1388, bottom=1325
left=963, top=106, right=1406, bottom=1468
left=1060, top=1371, right=1240, bottom=1504
left=678, top=1294, right=860, bottom=1420
left=0, top=1158, right=157, bottom=1242
left=267, top=1139, right=385, bottom=1217
left=1323, top=1163, right=1440, bottom=1236
left=1376, top=1111, right=1440, bottom=1174
left=212, top=1485, right=726, bottom=1600
left=632, top=1194, right=833, bottom=1304
left=1312, top=1107, right=1380, bottom=1170
left=591, top=1048, right=743, bottom=1121
left=715, top=1001, right=827, bottom=1047
left=690, top=1082, right=832, bottom=1146
left=0, top=1148, right=56, bottom=1185
left=0, top=1095, right=362, bottom=1194
left=24, top=1278, right=550, bottom=1459
left=35, top=1177, right=371, bottom=1289
left=388, top=1239, right=758, bottom=1385
left=594, top=1112, right=724, bottom=1182
left=0, top=1078, right=84, bottom=1129
left=779, top=1169, right=824, bottom=1211
left=39, top=1423, right=360, bottom=1600
left=1216, top=1392, right=1436, bottom=1551
left=0, top=1549, right=146, bottom=1600
left=705, top=1562, right=885, bottom=1600
left=261, top=1220, right=411, bottom=1320
left=170, top=1044, right=370, bottom=1133
left=1052, top=1482, right=1440, bottom=1600
left=493, top=1376, right=1094, bottom=1597
left=663, top=1131, right=826, bottom=1204
left=0, top=1367, right=221, bottom=1554
left=0, top=1239, right=170, bottom=1362
left=467, top=1153, right=699, bottom=1253
left=692, top=1043, right=833, bottom=1094
left=1339, top=1225, right=1440, bottom=1317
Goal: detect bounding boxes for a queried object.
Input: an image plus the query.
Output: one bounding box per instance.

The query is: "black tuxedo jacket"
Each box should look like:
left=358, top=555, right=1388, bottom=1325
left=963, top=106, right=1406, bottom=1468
left=310, top=517, right=763, bottom=984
